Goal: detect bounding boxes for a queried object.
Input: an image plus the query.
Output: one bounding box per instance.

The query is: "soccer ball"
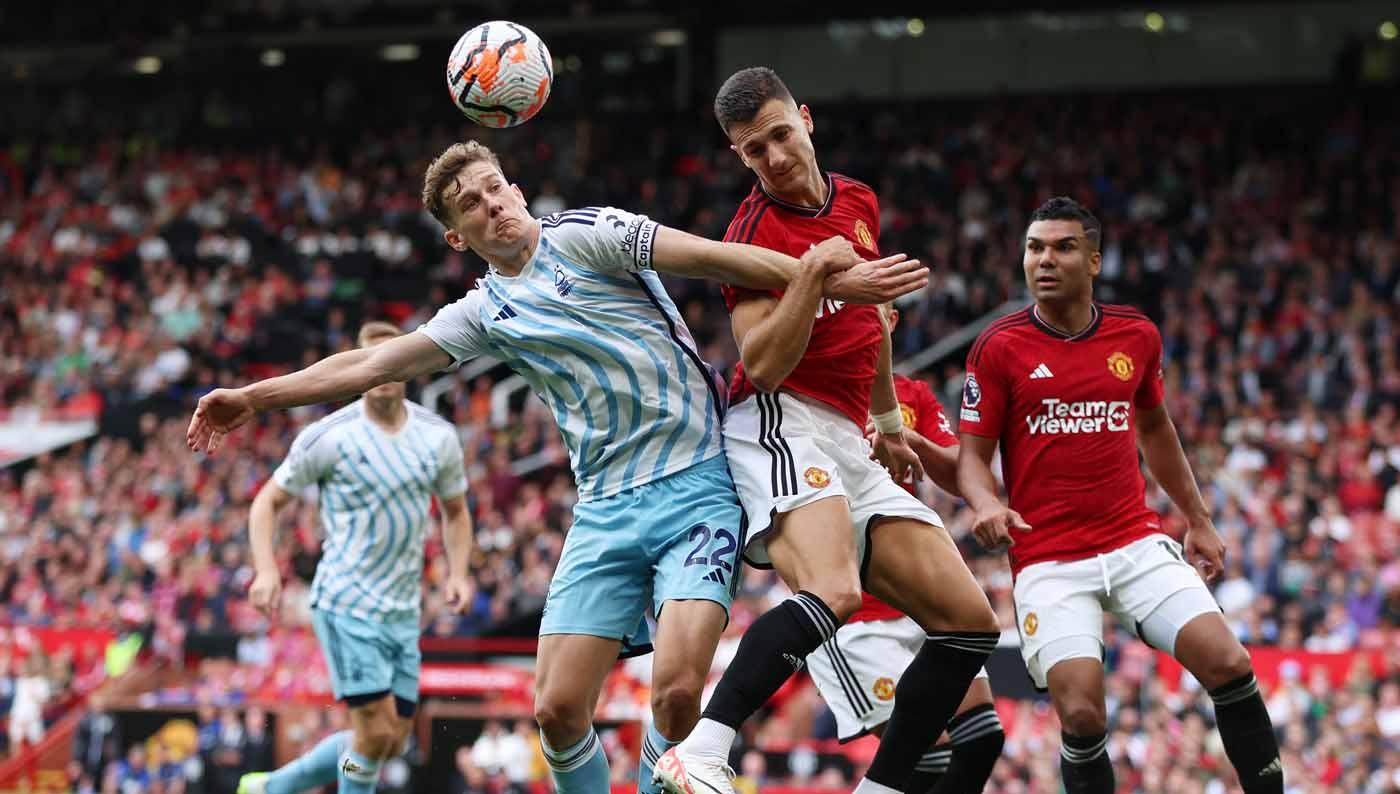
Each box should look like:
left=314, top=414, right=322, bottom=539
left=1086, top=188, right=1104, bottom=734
left=447, top=21, right=554, bottom=129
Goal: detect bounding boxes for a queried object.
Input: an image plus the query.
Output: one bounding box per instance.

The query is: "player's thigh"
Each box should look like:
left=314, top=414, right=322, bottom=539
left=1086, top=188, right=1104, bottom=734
left=805, top=618, right=920, bottom=742
left=385, top=618, right=423, bottom=720
left=534, top=633, right=624, bottom=720
left=540, top=497, right=651, bottom=647
left=1045, top=655, right=1109, bottom=733
left=721, top=393, right=859, bottom=581
left=1013, top=558, right=1108, bottom=691
left=1107, top=535, right=1227, bottom=658
left=765, top=496, right=862, bottom=602
left=311, top=608, right=396, bottom=701
left=863, top=517, right=996, bottom=633
left=649, top=454, right=745, bottom=632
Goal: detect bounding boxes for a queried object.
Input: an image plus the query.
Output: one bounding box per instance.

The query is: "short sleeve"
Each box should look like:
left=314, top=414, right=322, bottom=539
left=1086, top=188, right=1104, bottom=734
left=272, top=427, right=332, bottom=494
left=958, top=342, right=1009, bottom=438
left=1134, top=323, right=1166, bottom=410
left=542, top=205, right=659, bottom=274
left=914, top=382, right=958, bottom=447
left=434, top=432, right=468, bottom=500
left=417, top=290, right=489, bottom=369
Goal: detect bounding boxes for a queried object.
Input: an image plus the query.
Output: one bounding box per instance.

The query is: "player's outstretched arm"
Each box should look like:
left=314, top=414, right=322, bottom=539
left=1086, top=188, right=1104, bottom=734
left=187, top=332, right=452, bottom=453
left=1135, top=402, right=1223, bottom=581
left=649, top=227, right=927, bottom=303
left=247, top=480, right=295, bottom=616
left=957, top=433, right=1030, bottom=550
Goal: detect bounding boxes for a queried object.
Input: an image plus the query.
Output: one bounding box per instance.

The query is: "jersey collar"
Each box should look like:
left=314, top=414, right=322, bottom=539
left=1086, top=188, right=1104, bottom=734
left=758, top=171, right=836, bottom=217
left=1028, top=302, right=1102, bottom=342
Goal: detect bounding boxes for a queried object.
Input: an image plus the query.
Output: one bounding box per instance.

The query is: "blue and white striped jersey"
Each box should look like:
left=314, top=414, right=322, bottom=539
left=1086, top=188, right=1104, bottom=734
left=419, top=206, right=726, bottom=501
left=272, top=400, right=467, bottom=622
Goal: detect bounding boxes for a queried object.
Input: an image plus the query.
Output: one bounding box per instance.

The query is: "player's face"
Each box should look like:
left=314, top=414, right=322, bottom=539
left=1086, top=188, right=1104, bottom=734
left=727, top=98, right=817, bottom=195
left=1023, top=220, right=1101, bottom=304
left=442, top=161, right=532, bottom=257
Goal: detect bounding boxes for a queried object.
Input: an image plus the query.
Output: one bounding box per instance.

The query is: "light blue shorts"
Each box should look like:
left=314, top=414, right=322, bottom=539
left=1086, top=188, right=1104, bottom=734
left=311, top=607, right=421, bottom=706
left=540, top=454, right=745, bottom=655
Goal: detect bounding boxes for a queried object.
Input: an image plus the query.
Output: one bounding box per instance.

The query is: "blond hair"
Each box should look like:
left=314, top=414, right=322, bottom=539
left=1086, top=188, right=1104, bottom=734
left=421, top=141, right=504, bottom=228
left=358, top=321, right=402, bottom=348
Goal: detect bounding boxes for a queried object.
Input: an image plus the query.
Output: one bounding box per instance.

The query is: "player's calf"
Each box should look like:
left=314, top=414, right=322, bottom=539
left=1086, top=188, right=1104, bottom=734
left=1173, top=613, right=1283, bottom=794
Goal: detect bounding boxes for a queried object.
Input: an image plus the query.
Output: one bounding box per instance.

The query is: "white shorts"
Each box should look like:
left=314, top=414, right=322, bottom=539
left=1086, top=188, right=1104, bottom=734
left=723, top=391, right=943, bottom=569
left=805, top=616, right=989, bottom=741
left=1014, top=533, right=1222, bottom=689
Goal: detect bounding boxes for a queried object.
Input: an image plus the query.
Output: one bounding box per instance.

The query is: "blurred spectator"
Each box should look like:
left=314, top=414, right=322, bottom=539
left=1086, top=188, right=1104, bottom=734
left=7, top=651, right=52, bottom=754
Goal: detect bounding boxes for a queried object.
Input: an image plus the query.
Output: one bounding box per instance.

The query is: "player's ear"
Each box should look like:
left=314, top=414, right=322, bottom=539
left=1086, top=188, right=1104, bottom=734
left=730, top=143, right=749, bottom=168
left=443, top=228, right=467, bottom=252
left=511, top=183, right=526, bottom=203
left=1088, top=249, right=1102, bottom=278
left=798, top=103, right=814, bottom=134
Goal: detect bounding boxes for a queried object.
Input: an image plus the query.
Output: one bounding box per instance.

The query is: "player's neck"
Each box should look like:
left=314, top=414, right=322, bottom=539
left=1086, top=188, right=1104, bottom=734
left=364, top=397, right=408, bottom=432
left=764, top=164, right=827, bottom=208
left=1033, top=300, right=1097, bottom=337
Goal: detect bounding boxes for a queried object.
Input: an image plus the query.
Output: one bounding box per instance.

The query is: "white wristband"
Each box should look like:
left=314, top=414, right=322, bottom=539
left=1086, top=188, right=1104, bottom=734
left=872, top=407, right=904, bottom=434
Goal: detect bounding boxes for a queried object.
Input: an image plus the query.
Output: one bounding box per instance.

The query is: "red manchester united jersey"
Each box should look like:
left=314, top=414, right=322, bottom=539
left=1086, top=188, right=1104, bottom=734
left=959, top=303, right=1165, bottom=576
left=721, top=172, right=883, bottom=429
left=850, top=374, right=958, bottom=624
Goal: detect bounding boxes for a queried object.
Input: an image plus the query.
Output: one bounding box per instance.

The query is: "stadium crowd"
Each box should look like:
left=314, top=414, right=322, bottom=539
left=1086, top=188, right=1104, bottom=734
left=2, top=85, right=1399, bottom=790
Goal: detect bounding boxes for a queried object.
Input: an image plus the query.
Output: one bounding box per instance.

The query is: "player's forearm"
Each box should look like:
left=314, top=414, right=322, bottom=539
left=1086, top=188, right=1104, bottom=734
left=1138, top=422, right=1211, bottom=523
left=442, top=510, right=475, bottom=580
left=913, top=435, right=961, bottom=497
left=869, top=318, right=899, bottom=416
left=956, top=446, right=1003, bottom=513
left=700, top=242, right=801, bottom=289
left=247, top=488, right=282, bottom=574
left=739, top=270, right=826, bottom=392
left=243, top=347, right=389, bottom=412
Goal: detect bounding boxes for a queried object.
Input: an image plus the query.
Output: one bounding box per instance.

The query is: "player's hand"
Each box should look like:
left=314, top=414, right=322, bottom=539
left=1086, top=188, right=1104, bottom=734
left=1183, top=520, right=1225, bottom=584
left=970, top=505, right=1031, bottom=552
left=187, top=388, right=256, bottom=454
left=871, top=429, right=925, bottom=484
left=824, top=255, right=929, bottom=304
left=801, top=236, right=861, bottom=274
left=248, top=568, right=283, bottom=617
left=443, top=575, right=474, bottom=614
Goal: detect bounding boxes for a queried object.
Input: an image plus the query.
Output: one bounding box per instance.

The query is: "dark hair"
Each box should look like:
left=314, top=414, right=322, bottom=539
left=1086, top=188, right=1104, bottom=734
left=1028, top=196, right=1101, bottom=248
left=713, top=67, right=793, bottom=131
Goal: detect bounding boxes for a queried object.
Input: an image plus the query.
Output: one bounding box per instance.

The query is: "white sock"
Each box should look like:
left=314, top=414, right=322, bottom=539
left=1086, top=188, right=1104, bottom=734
left=678, top=718, right=736, bottom=764
left=852, top=778, right=902, bottom=794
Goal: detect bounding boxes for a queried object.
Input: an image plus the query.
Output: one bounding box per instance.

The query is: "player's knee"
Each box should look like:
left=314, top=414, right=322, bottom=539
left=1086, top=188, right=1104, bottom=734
left=1196, top=644, right=1255, bottom=689
left=533, top=694, right=588, bottom=745
left=357, top=720, right=402, bottom=760
left=807, top=581, right=862, bottom=624
left=1056, top=699, right=1107, bottom=737
left=650, top=678, right=704, bottom=737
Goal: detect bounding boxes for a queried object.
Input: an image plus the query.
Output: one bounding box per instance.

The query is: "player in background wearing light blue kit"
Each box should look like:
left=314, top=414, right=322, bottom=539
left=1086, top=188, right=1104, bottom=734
left=188, top=140, right=927, bottom=794
left=234, top=322, right=474, bottom=794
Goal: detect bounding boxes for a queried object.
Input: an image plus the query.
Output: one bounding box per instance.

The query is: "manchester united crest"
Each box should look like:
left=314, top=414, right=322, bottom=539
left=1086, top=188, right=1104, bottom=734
left=804, top=467, right=831, bottom=489
left=854, top=219, right=874, bottom=250
left=899, top=403, right=916, bottom=429
left=1023, top=612, right=1039, bottom=637
left=1107, top=352, right=1134, bottom=381
left=873, top=677, right=896, bottom=701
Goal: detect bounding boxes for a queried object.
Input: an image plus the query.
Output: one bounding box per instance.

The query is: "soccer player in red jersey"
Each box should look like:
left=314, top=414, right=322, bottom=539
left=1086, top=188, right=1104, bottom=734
left=957, top=197, right=1283, bottom=794
left=802, top=304, right=1004, bottom=794
left=657, top=68, right=999, bottom=794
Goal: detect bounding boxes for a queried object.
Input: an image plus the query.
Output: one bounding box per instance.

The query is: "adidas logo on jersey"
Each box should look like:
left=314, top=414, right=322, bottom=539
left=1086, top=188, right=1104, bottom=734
left=493, top=304, right=518, bottom=321
left=1025, top=398, right=1131, bottom=435
left=1258, top=757, right=1283, bottom=777
left=702, top=568, right=727, bottom=586
left=1029, top=363, right=1054, bottom=379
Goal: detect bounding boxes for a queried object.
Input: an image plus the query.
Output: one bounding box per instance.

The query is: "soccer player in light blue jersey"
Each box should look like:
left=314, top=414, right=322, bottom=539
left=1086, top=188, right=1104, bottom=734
left=235, top=322, right=474, bottom=794
left=188, top=140, right=927, bottom=794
